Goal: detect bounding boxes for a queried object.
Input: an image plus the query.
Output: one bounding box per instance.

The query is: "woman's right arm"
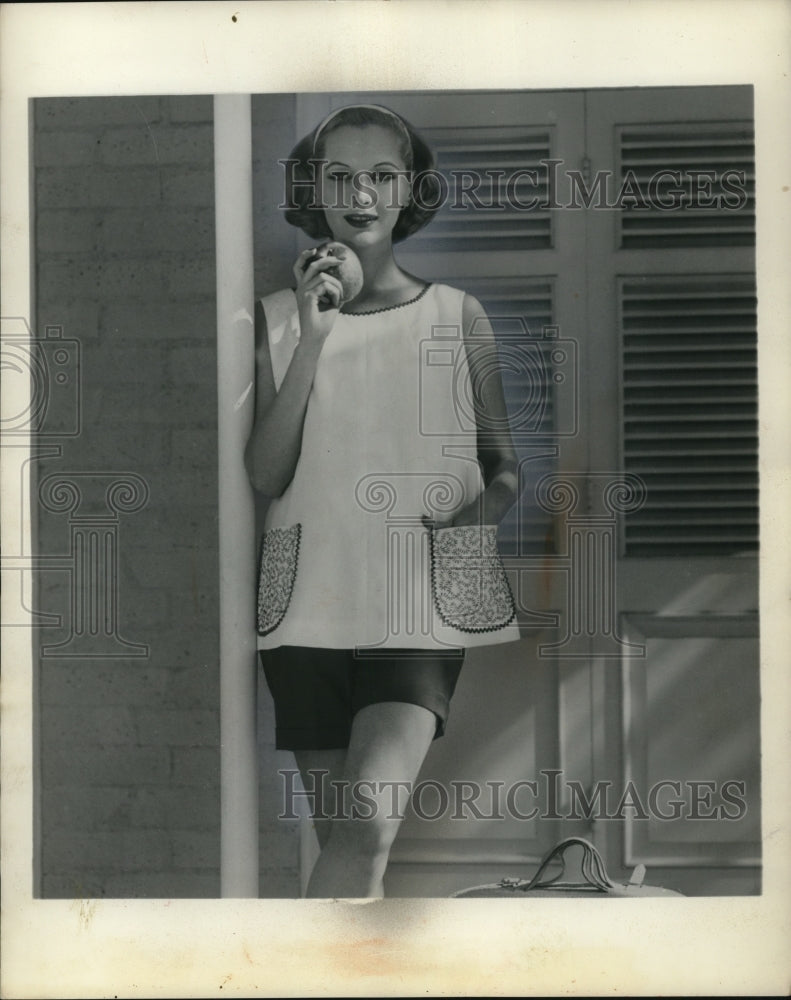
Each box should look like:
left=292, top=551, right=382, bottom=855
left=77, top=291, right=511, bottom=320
left=244, top=250, right=344, bottom=497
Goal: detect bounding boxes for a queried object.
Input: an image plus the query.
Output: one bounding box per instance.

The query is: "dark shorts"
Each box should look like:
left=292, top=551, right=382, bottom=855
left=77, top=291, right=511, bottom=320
left=259, top=646, right=465, bottom=751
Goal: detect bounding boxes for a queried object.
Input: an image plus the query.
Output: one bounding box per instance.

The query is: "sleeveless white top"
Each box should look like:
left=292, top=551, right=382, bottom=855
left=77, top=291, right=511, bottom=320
left=256, top=282, right=521, bottom=651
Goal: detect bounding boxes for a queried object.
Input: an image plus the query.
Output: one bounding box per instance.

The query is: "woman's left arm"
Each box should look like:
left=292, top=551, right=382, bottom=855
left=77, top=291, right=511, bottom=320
left=448, top=293, right=519, bottom=527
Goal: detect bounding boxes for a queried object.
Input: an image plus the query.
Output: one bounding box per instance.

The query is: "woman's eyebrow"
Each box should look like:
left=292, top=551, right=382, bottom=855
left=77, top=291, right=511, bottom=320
left=325, top=160, right=404, bottom=170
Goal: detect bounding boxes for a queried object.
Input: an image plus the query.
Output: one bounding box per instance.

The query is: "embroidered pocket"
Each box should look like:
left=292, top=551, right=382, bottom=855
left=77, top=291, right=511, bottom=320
left=257, top=524, right=301, bottom=636
left=430, top=524, right=516, bottom=633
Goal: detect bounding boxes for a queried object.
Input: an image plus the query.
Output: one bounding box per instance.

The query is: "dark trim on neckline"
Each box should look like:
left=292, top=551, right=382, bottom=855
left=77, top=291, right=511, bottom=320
left=340, top=282, right=432, bottom=317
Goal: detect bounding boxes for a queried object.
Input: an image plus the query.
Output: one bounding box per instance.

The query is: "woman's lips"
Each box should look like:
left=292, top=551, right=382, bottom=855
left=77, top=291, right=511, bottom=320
left=344, top=214, right=377, bottom=229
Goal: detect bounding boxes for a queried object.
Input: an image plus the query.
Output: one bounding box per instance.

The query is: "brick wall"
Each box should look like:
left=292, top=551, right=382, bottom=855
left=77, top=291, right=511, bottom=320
left=34, top=92, right=302, bottom=899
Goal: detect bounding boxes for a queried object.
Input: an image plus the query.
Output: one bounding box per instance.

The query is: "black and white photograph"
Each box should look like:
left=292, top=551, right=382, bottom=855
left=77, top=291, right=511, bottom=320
left=2, top=2, right=789, bottom=997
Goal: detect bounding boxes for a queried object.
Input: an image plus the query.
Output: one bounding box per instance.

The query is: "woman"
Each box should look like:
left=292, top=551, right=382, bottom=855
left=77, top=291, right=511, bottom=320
left=246, top=104, right=521, bottom=898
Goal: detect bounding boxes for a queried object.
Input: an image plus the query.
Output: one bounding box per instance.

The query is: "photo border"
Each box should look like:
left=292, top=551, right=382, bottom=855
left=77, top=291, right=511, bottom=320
left=2, top=2, right=790, bottom=996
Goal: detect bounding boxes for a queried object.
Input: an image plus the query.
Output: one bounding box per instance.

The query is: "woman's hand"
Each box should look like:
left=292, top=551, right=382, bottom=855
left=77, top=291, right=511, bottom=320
left=423, top=498, right=485, bottom=530
left=421, top=467, right=518, bottom=530
left=293, top=248, right=345, bottom=346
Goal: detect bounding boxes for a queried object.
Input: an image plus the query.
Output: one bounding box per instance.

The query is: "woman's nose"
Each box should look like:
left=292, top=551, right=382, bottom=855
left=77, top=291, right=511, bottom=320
left=351, top=173, right=376, bottom=208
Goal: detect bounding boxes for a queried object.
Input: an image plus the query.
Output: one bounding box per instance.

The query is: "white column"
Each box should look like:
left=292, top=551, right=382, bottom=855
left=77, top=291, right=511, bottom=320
left=214, top=94, right=258, bottom=897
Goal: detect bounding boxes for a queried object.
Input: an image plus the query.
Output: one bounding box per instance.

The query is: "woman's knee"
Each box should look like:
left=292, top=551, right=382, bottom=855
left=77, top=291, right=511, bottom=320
left=328, top=807, right=402, bottom=860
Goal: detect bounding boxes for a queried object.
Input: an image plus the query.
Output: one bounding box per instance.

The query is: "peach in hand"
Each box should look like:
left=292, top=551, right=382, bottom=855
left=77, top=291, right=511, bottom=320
left=302, top=241, right=364, bottom=307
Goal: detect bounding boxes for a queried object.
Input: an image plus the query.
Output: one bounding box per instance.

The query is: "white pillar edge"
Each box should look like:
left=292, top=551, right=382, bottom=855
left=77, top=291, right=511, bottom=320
left=214, top=94, right=258, bottom=898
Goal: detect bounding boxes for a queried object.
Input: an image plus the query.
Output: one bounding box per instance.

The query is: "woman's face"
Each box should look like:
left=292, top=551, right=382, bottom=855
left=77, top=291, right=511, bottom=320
left=318, top=124, right=411, bottom=248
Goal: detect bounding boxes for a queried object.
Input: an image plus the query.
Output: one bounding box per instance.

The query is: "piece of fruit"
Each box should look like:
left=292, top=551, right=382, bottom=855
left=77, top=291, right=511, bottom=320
left=303, top=241, right=364, bottom=307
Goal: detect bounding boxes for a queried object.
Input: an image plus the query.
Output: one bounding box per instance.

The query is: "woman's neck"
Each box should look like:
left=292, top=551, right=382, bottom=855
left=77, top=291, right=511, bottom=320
left=347, top=242, right=421, bottom=309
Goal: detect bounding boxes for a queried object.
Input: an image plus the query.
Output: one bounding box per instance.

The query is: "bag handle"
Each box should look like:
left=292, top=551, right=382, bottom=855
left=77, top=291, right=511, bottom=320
left=519, top=837, right=616, bottom=893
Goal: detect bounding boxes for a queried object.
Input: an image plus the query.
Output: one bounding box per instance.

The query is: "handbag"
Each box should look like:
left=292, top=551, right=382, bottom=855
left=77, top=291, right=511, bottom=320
left=450, top=836, right=684, bottom=898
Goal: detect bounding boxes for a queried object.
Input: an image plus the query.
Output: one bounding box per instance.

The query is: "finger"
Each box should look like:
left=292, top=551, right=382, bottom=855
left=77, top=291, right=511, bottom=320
left=292, top=248, right=318, bottom=284
left=293, top=247, right=336, bottom=284
left=308, top=288, right=340, bottom=312
left=300, top=255, right=343, bottom=282
left=319, top=279, right=342, bottom=309
left=304, top=273, right=343, bottom=301
left=305, top=277, right=342, bottom=310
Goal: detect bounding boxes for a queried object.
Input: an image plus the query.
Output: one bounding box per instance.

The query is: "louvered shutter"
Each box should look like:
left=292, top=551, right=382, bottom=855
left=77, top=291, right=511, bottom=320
left=618, top=123, right=755, bottom=248
left=610, top=114, right=757, bottom=556
left=410, top=126, right=553, bottom=252
left=620, top=275, right=758, bottom=555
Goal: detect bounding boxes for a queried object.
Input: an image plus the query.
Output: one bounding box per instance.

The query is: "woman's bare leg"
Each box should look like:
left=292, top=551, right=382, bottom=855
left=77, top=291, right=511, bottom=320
left=293, top=748, right=347, bottom=851
left=304, top=701, right=436, bottom=899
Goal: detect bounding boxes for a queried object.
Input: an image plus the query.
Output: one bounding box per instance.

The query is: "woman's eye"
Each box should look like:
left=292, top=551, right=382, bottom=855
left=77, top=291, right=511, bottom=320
left=372, top=171, right=396, bottom=183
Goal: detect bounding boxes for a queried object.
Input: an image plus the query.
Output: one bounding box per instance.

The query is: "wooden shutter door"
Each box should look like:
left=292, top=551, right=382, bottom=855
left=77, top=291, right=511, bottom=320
left=581, top=86, right=760, bottom=894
